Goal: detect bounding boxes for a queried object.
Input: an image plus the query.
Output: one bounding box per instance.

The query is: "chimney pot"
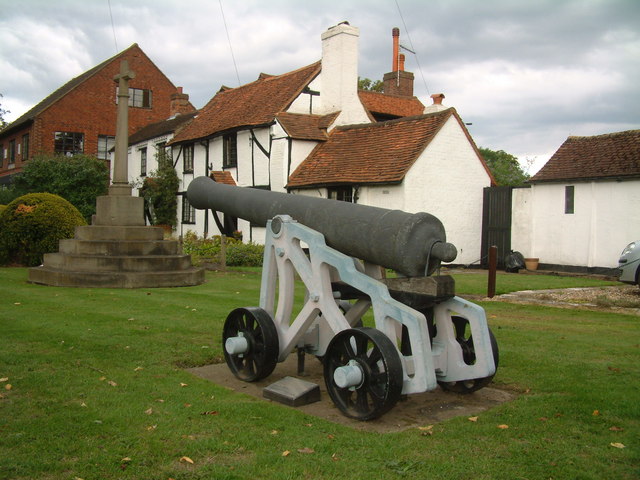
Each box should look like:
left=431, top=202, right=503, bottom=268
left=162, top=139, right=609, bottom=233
left=399, top=53, right=405, bottom=72
left=431, top=93, right=445, bottom=105
left=392, top=27, right=400, bottom=72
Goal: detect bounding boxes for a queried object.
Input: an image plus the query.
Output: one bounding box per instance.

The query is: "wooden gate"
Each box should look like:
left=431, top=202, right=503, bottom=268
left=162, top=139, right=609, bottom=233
left=481, top=187, right=512, bottom=269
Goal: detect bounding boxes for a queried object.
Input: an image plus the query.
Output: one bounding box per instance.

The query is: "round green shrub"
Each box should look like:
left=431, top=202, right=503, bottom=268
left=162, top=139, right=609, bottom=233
left=0, top=193, right=86, bottom=266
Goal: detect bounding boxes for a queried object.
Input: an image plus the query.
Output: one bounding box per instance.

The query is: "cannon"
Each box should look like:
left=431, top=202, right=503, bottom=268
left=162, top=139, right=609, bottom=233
left=188, top=176, right=498, bottom=420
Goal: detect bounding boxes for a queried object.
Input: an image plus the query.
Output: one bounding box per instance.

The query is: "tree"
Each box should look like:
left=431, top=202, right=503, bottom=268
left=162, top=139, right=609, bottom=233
left=358, top=77, right=384, bottom=92
left=0, top=93, right=9, bottom=129
left=479, top=147, right=530, bottom=187
left=11, top=154, right=109, bottom=221
left=139, top=150, right=179, bottom=228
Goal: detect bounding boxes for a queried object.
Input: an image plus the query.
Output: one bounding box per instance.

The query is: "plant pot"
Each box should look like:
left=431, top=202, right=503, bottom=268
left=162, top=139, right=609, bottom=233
left=524, top=258, right=539, bottom=271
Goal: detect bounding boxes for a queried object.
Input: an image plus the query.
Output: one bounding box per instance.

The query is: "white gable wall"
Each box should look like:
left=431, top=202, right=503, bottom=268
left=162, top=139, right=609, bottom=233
left=514, top=179, right=640, bottom=268
left=402, top=116, right=491, bottom=266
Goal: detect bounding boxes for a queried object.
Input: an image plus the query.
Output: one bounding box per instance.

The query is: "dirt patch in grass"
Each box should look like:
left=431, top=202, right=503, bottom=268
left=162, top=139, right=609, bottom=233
left=188, top=355, right=514, bottom=433
left=484, top=285, right=640, bottom=314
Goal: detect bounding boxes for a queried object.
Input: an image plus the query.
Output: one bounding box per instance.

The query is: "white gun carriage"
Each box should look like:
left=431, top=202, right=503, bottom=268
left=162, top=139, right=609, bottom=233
left=188, top=176, right=498, bottom=420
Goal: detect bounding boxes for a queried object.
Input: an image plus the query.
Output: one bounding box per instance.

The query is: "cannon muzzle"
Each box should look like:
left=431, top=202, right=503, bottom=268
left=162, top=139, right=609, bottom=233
left=187, top=176, right=456, bottom=276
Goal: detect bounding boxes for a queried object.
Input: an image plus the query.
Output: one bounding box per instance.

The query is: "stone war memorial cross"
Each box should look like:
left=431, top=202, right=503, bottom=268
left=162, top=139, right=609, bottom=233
left=27, top=59, right=205, bottom=287
left=94, top=59, right=145, bottom=226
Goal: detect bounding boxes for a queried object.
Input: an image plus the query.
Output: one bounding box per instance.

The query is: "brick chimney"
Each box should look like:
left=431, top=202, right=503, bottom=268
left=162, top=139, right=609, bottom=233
left=170, top=87, right=193, bottom=116
left=383, top=27, right=414, bottom=97
left=320, top=22, right=369, bottom=126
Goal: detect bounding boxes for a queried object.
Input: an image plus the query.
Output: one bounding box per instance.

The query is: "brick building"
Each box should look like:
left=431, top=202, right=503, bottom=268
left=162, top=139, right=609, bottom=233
left=0, top=43, right=194, bottom=185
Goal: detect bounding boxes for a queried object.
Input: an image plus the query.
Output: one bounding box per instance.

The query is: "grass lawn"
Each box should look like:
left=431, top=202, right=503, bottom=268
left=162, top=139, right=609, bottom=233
left=0, top=267, right=638, bottom=479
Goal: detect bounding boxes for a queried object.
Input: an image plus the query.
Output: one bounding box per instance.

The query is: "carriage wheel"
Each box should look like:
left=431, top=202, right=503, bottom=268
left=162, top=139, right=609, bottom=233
left=438, top=316, right=499, bottom=394
left=324, top=327, right=403, bottom=421
left=222, top=307, right=279, bottom=382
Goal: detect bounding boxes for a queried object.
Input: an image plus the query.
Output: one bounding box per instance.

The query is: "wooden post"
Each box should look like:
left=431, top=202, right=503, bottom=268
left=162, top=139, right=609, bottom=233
left=220, top=235, right=227, bottom=272
left=487, top=245, right=497, bottom=298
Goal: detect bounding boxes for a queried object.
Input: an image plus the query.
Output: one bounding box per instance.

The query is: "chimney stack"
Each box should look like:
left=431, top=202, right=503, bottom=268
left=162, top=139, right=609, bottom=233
left=170, top=87, right=193, bottom=117
left=383, top=27, right=414, bottom=97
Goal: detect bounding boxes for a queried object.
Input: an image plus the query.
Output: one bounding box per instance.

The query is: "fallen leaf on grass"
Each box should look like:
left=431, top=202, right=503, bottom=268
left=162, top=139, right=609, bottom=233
left=468, top=417, right=478, bottom=422
left=497, top=424, right=509, bottom=429
left=134, top=366, right=144, bottom=372
left=281, top=450, right=290, bottom=457
left=4, top=384, right=12, bottom=391
left=121, top=457, right=132, bottom=462
left=99, top=376, right=106, bottom=381
left=80, top=402, right=87, bottom=407
left=200, top=411, right=218, bottom=416
left=0, top=377, right=8, bottom=382
left=538, top=417, right=548, bottom=422
left=144, top=408, right=153, bottom=415
left=146, top=425, right=157, bottom=431
left=609, top=426, right=624, bottom=431
left=608, top=366, right=621, bottom=373
left=418, top=425, right=433, bottom=431
left=270, top=430, right=278, bottom=435
left=179, top=456, right=194, bottom=464
left=331, top=453, right=339, bottom=461
left=592, top=410, right=600, bottom=416
left=610, top=442, right=625, bottom=449
left=180, top=383, right=188, bottom=387
left=297, top=447, right=314, bottom=454
left=108, top=380, right=118, bottom=387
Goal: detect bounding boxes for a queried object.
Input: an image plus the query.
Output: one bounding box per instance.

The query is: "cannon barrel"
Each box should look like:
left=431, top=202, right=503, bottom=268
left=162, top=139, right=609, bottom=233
left=187, top=176, right=457, bottom=277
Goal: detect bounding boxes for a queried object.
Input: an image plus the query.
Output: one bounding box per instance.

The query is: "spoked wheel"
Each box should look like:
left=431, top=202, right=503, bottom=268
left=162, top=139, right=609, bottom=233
left=438, top=316, right=499, bottom=394
left=222, top=307, right=279, bottom=382
left=324, top=327, right=403, bottom=421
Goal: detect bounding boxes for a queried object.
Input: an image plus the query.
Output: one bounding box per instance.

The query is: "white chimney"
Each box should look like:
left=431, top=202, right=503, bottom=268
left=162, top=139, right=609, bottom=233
left=320, top=22, right=369, bottom=127
left=423, top=93, right=448, bottom=113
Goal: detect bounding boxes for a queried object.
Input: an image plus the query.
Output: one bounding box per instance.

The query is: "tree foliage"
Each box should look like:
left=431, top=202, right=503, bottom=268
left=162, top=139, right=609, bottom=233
left=140, top=150, right=179, bottom=228
left=0, top=93, right=9, bottom=129
left=358, top=77, right=384, bottom=93
left=11, top=154, right=109, bottom=221
left=479, top=147, right=530, bottom=186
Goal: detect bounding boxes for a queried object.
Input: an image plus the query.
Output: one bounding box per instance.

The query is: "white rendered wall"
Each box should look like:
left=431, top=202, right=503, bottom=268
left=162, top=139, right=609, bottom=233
left=403, top=116, right=491, bottom=265
left=519, top=180, right=640, bottom=268
left=510, top=186, right=533, bottom=256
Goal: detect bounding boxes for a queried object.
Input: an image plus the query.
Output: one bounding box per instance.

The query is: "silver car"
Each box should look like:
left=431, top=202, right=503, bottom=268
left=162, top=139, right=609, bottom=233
left=618, top=241, right=640, bottom=285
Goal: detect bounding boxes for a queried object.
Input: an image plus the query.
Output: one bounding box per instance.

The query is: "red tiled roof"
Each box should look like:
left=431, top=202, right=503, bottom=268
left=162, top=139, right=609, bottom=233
left=288, top=108, right=464, bottom=188
left=276, top=112, right=339, bottom=141
left=531, top=129, right=640, bottom=183
left=171, top=62, right=321, bottom=144
left=128, top=111, right=198, bottom=145
left=210, top=171, right=236, bottom=186
left=358, top=90, right=425, bottom=119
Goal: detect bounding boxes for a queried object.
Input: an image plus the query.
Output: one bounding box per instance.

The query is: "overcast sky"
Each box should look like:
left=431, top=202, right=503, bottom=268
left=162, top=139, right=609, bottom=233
left=1, top=0, right=638, bottom=173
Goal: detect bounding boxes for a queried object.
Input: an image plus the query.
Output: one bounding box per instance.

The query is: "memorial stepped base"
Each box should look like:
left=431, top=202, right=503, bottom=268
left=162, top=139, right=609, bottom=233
left=28, top=225, right=205, bottom=288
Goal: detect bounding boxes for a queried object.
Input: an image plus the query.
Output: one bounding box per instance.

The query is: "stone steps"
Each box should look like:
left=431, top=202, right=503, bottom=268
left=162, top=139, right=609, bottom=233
left=29, top=266, right=205, bottom=288
left=28, top=223, right=205, bottom=288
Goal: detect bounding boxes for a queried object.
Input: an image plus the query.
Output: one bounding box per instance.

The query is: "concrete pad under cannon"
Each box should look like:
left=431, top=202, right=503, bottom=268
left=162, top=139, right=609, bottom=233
left=187, top=355, right=515, bottom=433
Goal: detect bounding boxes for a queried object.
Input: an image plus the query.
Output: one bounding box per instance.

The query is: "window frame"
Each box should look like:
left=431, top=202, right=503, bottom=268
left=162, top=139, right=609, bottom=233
left=183, top=143, right=194, bottom=173
left=97, top=135, right=115, bottom=160
left=328, top=186, right=353, bottom=203
left=140, top=147, right=147, bottom=177
left=181, top=195, right=196, bottom=224
left=564, top=185, right=575, bottom=214
left=223, top=133, right=237, bottom=168
left=116, top=87, right=152, bottom=108
left=54, top=131, right=84, bottom=156
left=21, top=134, right=29, bottom=161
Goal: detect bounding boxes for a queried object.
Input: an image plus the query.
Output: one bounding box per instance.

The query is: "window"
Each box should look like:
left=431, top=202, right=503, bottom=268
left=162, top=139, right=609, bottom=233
left=140, top=147, right=147, bottom=176
left=328, top=186, right=353, bottom=203
left=54, top=132, right=84, bottom=155
left=565, top=185, right=575, bottom=214
left=8, top=140, right=15, bottom=165
left=22, top=134, right=29, bottom=161
left=97, top=135, right=115, bottom=160
left=223, top=133, right=237, bottom=168
left=181, top=195, right=196, bottom=224
left=183, top=144, right=194, bottom=173
left=116, top=87, right=152, bottom=108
